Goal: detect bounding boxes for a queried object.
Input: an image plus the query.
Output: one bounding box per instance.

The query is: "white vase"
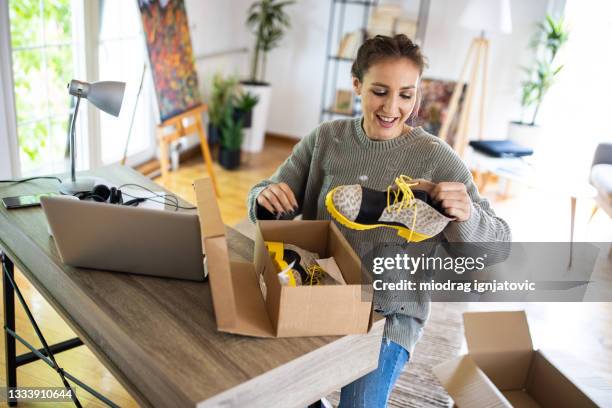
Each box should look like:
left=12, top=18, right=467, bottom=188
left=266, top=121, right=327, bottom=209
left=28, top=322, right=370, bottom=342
left=507, top=121, right=543, bottom=151
left=240, top=82, right=271, bottom=153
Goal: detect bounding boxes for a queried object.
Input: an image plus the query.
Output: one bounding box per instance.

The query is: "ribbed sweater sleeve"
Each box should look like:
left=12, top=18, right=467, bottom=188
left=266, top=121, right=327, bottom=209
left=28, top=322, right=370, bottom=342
left=247, top=128, right=318, bottom=223
left=431, top=141, right=512, bottom=243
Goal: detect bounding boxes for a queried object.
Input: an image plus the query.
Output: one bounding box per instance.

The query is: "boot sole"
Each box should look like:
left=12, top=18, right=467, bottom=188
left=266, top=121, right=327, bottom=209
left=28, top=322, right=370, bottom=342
left=325, top=187, right=431, bottom=242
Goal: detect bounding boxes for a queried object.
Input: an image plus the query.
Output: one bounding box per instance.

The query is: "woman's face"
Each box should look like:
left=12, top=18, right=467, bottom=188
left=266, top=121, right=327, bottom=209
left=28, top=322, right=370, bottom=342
left=353, top=57, right=420, bottom=140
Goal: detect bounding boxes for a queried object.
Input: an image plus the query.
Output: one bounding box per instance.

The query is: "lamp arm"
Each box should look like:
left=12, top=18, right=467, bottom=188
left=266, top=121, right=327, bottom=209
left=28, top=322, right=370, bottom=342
left=69, top=94, right=81, bottom=183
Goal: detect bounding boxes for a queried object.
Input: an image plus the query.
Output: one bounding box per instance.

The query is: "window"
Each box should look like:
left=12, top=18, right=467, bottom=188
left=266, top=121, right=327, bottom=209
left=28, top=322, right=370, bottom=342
left=97, top=0, right=155, bottom=166
left=9, top=0, right=80, bottom=176
left=538, top=0, right=612, bottom=177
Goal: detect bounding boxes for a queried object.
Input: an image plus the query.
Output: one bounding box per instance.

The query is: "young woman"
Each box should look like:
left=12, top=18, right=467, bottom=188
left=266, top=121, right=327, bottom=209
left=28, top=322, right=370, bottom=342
left=247, top=34, right=511, bottom=407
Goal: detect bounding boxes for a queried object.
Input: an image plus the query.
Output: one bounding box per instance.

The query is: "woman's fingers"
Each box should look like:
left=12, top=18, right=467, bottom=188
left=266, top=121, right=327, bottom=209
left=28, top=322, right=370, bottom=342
left=260, top=188, right=286, bottom=214
left=434, top=190, right=468, bottom=202
left=267, top=184, right=295, bottom=213
left=257, top=183, right=297, bottom=215
left=256, top=194, right=277, bottom=214
left=443, top=206, right=468, bottom=220
left=430, top=182, right=472, bottom=222
left=439, top=199, right=465, bottom=211
left=277, top=183, right=299, bottom=209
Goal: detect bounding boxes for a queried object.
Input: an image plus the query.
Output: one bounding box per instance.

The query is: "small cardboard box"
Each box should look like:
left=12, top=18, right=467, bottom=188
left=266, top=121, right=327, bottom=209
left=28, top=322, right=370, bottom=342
left=194, top=178, right=373, bottom=337
left=432, top=311, right=597, bottom=408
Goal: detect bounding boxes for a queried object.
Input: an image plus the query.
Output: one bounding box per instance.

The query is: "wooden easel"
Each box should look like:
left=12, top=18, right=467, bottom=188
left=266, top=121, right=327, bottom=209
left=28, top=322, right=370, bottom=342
left=156, top=104, right=219, bottom=197
left=438, top=34, right=490, bottom=157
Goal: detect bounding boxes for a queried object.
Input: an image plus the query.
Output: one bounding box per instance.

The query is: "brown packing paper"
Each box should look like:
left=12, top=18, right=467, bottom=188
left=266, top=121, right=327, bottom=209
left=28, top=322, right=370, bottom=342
left=316, top=257, right=347, bottom=285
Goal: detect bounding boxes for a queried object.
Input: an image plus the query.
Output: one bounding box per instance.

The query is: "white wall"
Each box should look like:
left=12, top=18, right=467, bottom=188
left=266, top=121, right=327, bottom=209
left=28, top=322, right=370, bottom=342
left=183, top=0, right=549, bottom=141
left=423, top=0, right=549, bottom=140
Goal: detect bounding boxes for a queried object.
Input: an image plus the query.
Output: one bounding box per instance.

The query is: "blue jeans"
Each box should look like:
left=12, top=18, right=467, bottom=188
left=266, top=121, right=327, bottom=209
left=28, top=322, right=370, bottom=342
left=339, top=338, right=410, bottom=408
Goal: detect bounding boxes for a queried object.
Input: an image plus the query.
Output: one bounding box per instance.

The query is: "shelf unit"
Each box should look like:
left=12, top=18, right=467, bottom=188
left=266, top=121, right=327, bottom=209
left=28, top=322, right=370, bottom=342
left=319, top=0, right=431, bottom=122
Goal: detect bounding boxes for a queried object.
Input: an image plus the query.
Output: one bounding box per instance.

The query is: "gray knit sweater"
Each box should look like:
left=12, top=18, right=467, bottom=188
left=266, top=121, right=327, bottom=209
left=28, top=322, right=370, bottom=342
left=247, top=118, right=511, bottom=353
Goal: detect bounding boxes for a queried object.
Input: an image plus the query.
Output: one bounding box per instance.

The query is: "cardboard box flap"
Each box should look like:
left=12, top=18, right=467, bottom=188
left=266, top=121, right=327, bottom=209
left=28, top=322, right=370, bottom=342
left=433, top=355, right=512, bottom=408
left=226, top=261, right=275, bottom=337
left=194, top=178, right=274, bottom=337
left=526, top=350, right=598, bottom=408
left=194, top=178, right=225, bottom=239
left=463, top=311, right=533, bottom=354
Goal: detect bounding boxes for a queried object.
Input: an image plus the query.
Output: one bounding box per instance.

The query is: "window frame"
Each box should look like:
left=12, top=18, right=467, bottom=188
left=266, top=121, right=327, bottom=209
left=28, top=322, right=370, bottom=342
left=0, top=1, right=21, bottom=179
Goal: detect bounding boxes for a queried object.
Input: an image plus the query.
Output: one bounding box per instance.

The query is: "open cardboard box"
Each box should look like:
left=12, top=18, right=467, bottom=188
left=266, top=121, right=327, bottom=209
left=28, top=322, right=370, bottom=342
left=432, top=311, right=597, bottom=408
left=194, top=178, right=374, bottom=337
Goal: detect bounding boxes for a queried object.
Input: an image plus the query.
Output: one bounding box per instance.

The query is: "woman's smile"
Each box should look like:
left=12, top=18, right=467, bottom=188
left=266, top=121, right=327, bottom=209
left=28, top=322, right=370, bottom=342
left=375, top=113, right=399, bottom=128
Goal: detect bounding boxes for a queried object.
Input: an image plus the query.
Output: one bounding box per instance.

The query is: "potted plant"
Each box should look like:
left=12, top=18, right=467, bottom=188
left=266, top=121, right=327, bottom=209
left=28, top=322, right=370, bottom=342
left=219, top=104, right=244, bottom=170
left=241, top=0, right=294, bottom=153
left=208, top=74, right=238, bottom=147
left=234, top=91, right=259, bottom=128
left=509, top=15, right=568, bottom=149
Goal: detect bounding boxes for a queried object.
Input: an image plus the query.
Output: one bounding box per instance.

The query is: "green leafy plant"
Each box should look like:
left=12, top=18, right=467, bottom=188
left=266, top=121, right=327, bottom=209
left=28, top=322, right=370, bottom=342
left=220, top=104, right=244, bottom=151
left=520, top=15, right=569, bottom=126
left=235, top=91, right=259, bottom=112
left=246, top=0, right=295, bottom=83
left=209, top=74, right=238, bottom=128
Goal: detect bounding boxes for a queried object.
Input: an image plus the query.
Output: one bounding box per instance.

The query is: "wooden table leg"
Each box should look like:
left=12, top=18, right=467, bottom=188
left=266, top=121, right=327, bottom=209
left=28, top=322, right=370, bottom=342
left=158, top=134, right=170, bottom=183
left=196, top=118, right=220, bottom=197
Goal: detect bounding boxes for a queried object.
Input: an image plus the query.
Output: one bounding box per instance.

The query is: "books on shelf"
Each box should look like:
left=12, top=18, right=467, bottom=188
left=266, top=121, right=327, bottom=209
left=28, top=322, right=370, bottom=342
left=366, top=4, right=417, bottom=39
left=336, top=31, right=361, bottom=59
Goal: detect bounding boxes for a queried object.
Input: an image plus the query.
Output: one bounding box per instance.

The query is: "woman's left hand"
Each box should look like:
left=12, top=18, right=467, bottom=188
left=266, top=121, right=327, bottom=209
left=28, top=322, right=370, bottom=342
left=430, top=182, right=472, bottom=222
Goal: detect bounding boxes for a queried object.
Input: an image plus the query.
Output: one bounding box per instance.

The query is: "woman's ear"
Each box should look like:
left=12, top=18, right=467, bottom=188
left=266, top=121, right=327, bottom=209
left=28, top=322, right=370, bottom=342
left=352, top=77, right=362, bottom=96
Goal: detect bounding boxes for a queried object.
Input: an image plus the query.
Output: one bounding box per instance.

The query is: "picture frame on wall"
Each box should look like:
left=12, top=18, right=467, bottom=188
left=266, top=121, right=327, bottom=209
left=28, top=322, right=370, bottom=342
left=332, top=90, right=354, bottom=114
left=414, top=78, right=468, bottom=146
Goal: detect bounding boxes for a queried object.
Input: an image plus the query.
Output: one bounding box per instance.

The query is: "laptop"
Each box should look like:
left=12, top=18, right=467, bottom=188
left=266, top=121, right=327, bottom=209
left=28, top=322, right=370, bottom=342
left=41, top=196, right=205, bottom=281
left=469, top=140, right=534, bottom=158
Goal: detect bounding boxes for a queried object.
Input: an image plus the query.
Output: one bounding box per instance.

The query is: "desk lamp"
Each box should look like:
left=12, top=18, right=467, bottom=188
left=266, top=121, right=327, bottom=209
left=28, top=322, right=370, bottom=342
left=60, top=79, right=126, bottom=195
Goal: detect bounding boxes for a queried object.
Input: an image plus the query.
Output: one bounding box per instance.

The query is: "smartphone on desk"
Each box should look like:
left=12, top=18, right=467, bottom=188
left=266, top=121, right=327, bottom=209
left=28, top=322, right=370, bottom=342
left=2, top=192, right=59, bottom=209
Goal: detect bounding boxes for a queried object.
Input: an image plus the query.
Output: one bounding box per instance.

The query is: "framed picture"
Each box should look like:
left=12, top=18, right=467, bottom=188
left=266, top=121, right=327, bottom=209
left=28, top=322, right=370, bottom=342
left=139, top=0, right=201, bottom=122
left=333, top=90, right=354, bottom=114
left=414, top=78, right=468, bottom=146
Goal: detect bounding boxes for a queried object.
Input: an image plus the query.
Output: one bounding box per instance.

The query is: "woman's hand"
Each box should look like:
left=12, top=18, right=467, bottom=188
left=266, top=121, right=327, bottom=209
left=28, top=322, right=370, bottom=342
left=431, top=182, right=472, bottom=222
left=256, top=183, right=299, bottom=215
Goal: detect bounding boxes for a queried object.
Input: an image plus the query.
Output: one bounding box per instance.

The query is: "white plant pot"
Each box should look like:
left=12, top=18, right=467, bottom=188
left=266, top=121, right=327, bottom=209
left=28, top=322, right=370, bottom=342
left=241, top=83, right=271, bottom=153
left=507, top=121, right=543, bottom=151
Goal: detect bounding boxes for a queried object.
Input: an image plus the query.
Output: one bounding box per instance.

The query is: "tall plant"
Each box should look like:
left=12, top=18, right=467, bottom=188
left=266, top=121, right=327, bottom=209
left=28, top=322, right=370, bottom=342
left=246, top=0, right=295, bottom=83
left=209, top=74, right=238, bottom=129
left=520, top=15, right=569, bottom=126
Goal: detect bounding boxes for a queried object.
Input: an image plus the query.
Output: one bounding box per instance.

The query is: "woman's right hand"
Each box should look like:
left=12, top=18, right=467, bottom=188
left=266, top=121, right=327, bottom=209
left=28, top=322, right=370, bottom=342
left=256, top=183, right=299, bottom=215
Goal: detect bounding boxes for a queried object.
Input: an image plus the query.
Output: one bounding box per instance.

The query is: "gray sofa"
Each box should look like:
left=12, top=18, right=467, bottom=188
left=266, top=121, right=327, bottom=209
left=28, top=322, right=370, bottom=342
left=591, top=143, right=612, bottom=218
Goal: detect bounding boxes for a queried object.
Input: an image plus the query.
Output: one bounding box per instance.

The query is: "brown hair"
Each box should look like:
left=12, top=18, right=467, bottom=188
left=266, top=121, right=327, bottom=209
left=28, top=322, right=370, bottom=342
left=351, top=34, right=427, bottom=81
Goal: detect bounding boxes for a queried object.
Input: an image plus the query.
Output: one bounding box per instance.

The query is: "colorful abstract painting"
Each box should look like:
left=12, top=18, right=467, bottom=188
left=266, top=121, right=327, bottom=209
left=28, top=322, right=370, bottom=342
left=138, top=0, right=201, bottom=122
left=414, top=78, right=467, bottom=146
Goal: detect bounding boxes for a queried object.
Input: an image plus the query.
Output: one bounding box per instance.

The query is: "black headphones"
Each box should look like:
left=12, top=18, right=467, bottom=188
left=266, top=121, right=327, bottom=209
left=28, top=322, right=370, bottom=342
left=77, top=184, right=145, bottom=206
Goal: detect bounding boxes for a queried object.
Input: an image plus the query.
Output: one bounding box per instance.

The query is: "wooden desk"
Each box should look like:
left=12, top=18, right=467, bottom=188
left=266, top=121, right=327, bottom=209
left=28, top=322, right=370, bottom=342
left=0, top=165, right=384, bottom=407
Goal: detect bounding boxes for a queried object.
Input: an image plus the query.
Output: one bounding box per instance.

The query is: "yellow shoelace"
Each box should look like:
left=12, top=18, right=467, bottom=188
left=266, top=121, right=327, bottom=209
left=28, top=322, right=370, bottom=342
left=306, top=264, right=326, bottom=286
left=386, top=175, right=419, bottom=242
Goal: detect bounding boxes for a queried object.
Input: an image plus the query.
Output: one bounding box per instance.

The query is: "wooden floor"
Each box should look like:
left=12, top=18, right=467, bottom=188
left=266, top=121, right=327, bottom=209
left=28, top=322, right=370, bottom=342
left=152, top=138, right=298, bottom=226
left=1, top=136, right=611, bottom=407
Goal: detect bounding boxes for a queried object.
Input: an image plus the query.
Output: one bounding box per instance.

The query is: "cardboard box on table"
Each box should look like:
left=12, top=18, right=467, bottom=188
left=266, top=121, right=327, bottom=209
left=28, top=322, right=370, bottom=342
left=194, top=178, right=374, bottom=337
left=432, top=311, right=597, bottom=408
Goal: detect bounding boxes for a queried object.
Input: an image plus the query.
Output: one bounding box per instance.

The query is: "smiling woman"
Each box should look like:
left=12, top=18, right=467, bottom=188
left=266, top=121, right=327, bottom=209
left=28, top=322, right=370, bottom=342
left=247, top=34, right=511, bottom=408
left=351, top=34, right=426, bottom=141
